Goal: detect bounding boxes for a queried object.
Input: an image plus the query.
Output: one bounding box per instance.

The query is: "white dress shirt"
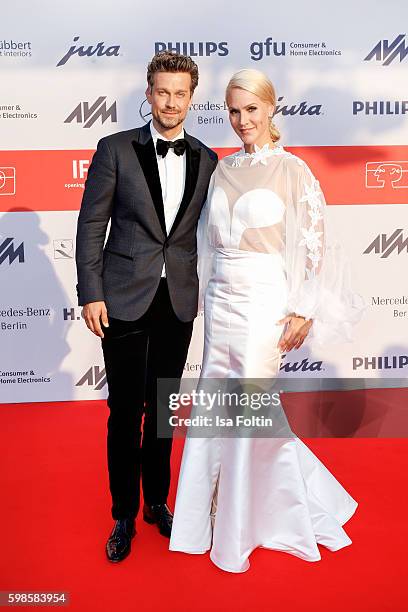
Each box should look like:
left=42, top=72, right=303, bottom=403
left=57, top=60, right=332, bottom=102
left=150, top=122, right=187, bottom=277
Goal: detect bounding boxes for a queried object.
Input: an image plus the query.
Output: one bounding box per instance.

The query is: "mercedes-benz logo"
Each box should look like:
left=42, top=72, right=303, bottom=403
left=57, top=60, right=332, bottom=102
left=139, top=98, right=151, bottom=123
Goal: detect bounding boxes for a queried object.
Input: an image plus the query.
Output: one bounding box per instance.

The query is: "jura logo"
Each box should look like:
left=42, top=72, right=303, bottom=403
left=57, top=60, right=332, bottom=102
left=275, top=96, right=322, bottom=117
left=65, top=97, right=117, bottom=128
left=57, top=36, right=120, bottom=66
left=364, top=229, right=408, bottom=258
left=364, top=34, right=408, bottom=66
left=76, top=366, right=106, bottom=390
left=280, top=356, right=323, bottom=373
left=0, top=238, right=24, bottom=265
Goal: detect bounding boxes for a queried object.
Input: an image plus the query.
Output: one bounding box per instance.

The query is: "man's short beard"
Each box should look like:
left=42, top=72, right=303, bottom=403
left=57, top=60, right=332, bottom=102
left=155, top=112, right=184, bottom=130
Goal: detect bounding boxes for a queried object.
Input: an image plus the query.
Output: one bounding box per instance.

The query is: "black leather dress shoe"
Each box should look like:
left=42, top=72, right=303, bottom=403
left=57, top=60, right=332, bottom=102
left=143, top=503, right=173, bottom=538
left=106, top=518, right=136, bottom=562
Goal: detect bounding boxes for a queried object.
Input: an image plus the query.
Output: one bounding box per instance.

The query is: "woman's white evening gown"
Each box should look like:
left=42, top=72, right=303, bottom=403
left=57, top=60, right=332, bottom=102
left=169, top=144, right=359, bottom=573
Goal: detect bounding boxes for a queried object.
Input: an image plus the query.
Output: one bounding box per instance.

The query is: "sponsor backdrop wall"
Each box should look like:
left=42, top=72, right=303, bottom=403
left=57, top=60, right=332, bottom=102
left=1, top=0, right=407, bottom=402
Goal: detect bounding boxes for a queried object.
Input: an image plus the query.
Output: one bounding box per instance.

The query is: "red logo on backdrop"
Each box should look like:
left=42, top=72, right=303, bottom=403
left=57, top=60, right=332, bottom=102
left=0, top=151, right=94, bottom=212
left=1, top=147, right=408, bottom=212
left=0, top=167, right=16, bottom=196
left=366, top=161, right=408, bottom=189
left=72, top=159, right=89, bottom=180
left=66, top=159, right=90, bottom=190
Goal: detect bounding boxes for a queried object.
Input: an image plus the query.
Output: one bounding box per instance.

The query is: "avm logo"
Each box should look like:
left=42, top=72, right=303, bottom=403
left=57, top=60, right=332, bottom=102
left=364, top=229, right=408, bottom=258
left=76, top=366, right=107, bottom=390
left=65, top=97, right=117, bottom=128
left=365, top=34, right=408, bottom=66
left=57, top=36, right=120, bottom=67
left=0, top=238, right=24, bottom=265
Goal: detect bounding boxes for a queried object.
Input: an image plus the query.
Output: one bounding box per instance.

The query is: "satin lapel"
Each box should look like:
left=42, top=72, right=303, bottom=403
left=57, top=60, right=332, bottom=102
left=168, top=144, right=201, bottom=239
left=132, top=136, right=167, bottom=237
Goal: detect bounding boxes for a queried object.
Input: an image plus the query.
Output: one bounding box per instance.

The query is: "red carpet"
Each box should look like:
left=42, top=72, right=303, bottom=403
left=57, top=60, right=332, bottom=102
left=0, top=400, right=406, bottom=611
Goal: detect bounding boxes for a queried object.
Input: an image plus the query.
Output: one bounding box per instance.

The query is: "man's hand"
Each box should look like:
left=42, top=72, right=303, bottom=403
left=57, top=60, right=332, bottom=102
left=82, top=301, right=109, bottom=338
left=277, top=314, right=313, bottom=353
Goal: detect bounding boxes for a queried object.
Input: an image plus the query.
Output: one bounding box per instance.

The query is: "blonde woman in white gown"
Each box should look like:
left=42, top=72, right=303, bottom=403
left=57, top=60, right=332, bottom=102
left=169, top=69, right=360, bottom=573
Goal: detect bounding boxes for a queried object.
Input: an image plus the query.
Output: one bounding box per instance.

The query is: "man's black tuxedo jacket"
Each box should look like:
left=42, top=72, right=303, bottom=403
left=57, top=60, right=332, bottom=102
left=76, top=122, right=217, bottom=322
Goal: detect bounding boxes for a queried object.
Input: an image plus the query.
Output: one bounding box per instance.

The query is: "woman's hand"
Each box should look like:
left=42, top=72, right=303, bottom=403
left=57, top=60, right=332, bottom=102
left=276, top=314, right=313, bottom=352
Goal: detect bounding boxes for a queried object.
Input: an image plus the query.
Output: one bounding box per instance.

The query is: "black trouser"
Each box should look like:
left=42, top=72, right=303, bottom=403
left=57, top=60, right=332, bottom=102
left=101, top=279, right=194, bottom=520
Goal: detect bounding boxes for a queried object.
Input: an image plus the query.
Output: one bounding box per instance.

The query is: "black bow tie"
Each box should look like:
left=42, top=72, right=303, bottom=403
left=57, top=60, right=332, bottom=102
left=156, top=138, right=187, bottom=158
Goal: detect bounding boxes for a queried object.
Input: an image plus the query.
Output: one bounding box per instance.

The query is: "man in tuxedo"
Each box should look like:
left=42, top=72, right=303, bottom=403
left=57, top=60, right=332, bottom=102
left=75, top=51, right=217, bottom=562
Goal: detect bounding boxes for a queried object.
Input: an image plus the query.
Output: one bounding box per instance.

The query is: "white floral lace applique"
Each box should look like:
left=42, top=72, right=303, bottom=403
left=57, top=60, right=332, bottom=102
left=231, top=153, right=244, bottom=168
left=230, top=143, right=284, bottom=167
left=249, top=143, right=277, bottom=166
left=299, top=177, right=324, bottom=278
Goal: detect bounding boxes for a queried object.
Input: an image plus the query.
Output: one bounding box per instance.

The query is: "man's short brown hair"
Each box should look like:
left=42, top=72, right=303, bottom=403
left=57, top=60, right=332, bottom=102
left=147, top=51, right=199, bottom=94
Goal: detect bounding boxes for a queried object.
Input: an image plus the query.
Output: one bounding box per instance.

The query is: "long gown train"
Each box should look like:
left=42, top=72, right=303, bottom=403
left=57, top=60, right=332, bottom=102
left=169, top=145, right=358, bottom=572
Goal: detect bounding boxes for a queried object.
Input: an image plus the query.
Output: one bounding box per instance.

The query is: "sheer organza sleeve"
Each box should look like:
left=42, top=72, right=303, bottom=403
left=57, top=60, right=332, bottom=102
left=286, top=162, right=364, bottom=344
left=197, top=173, right=215, bottom=312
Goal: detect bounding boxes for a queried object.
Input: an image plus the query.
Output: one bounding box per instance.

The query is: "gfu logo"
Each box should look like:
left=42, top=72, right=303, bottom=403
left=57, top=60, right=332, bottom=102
left=65, top=97, right=117, bottom=128
left=57, top=36, right=120, bottom=66
left=250, top=38, right=286, bottom=61
left=366, top=161, right=408, bottom=189
left=364, top=229, right=408, bottom=258
left=76, top=366, right=107, bottom=390
left=364, top=34, right=408, bottom=66
left=0, top=238, right=24, bottom=265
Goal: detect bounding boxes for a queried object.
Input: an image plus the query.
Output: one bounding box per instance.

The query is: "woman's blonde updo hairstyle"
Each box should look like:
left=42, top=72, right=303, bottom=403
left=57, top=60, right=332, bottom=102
left=226, top=68, right=280, bottom=143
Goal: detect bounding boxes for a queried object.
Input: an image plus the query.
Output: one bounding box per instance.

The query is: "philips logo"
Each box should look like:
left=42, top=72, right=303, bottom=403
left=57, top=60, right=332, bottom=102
left=364, top=34, right=408, bottom=65
left=155, top=41, right=228, bottom=57
left=353, top=100, right=408, bottom=115
left=64, top=97, right=117, bottom=128
left=353, top=355, right=408, bottom=370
